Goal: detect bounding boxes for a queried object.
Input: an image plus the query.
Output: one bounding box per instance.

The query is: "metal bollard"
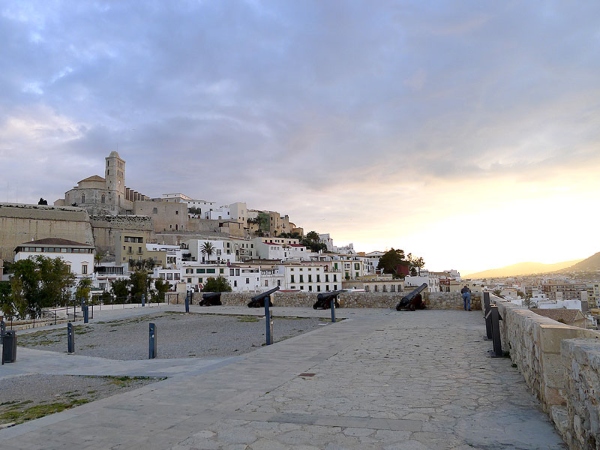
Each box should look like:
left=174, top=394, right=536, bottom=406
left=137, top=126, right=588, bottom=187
left=264, top=296, right=273, bottom=345
left=488, top=305, right=503, bottom=357
left=142, top=294, right=146, bottom=307
left=83, top=305, right=89, bottom=324
left=149, top=323, right=157, bottom=359
left=185, top=291, right=190, bottom=313
left=67, top=322, right=75, bottom=353
left=330, top=297, right=337, bottom=323
left=483, top=292, right=492, bottom=339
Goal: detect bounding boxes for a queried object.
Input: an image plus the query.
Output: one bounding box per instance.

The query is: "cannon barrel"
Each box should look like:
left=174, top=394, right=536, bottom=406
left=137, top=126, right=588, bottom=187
left=251, top=286, right=280, bottom=302
left=316, top=290, right=345, bottom=301
left=396, top=283, right=428, bottom=311
left=202, top=292, right=221, bottom=299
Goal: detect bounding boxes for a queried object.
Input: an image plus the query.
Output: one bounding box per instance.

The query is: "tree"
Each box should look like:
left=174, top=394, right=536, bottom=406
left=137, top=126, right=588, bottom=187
left=110, top=279, right=130, bottom=303
left=301, top=231, right=327, bottom=253
left=377, top=248, right=406, bottom=278
left=129, top=270, right=150, bottom=303
left=9, top=256, right=75, bottom=318
left=201, top=241, right=215, bottom=263
left=201, top=276, right=232, bottom=293
left=75, top=278, right=93, bottom=303
left=153, top=278, right=171, bottom=303
left=406, top=253, right=426, bottom=276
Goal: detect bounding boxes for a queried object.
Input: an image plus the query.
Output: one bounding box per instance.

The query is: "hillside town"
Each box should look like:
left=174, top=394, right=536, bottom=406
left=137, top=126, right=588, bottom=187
left=1, top=151, right=599, bottom=329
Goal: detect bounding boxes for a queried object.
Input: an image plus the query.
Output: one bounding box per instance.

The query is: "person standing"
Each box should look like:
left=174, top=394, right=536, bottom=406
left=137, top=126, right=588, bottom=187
left=461, top=285, right=472, bottom=311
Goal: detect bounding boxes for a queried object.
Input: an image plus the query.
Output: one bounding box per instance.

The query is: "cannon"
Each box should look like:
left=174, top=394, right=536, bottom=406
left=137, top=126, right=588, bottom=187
left=313, top=290, right=344, bottom=310
left=199, top=292, right=222, bottom=306
left=396, top=283, right=428, bottom=311
left=248, top=286, right=280, bottom=308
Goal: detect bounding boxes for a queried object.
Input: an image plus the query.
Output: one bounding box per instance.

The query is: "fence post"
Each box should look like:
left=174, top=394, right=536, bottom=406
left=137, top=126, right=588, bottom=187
left=330, top=296, right=337, bottom=323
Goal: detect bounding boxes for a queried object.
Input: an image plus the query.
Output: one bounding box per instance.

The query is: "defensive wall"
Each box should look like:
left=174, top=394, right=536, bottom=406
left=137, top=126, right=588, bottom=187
left=494, top=298, right=600, bottom=450
left=89, top=215, right=154, bottom=257
left=0, top=203, right=94, bottom=262
left=187, top=290, right=483, bottom=310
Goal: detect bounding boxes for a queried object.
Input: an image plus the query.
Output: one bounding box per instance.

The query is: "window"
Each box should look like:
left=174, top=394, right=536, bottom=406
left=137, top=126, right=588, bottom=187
left=308, top=275, right=312, bottom=282
left=81, top=194, right=85, bottom=203
left=354, top=263, right=360, bottom=270
left=82, top=264, right=88, bottom=274
left=101, top=195, right=105, bottom=204
left=290, top=275, right=295, bottom=283
left=333, top=275, right=337, bottom=282
left=207, top=269, right=216, bottom=274
left=317, top=275, right=321, bottom=282
left=300, top=275, right=304, bottom=283
left=153, top=208, right=158, bottom=214
left=234, top=280, right=238, bottom=287
left=246, top=278, right=250, bottom=284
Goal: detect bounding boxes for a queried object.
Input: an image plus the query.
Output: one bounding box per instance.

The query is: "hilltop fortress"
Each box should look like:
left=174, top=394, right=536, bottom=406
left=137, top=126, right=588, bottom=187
left=0, top=152, right=297, bottom=263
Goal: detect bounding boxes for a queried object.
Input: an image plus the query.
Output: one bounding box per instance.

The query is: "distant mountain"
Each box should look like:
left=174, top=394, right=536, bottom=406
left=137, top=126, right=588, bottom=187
left=464, top=259, right=584, bottom=279
left=557, top=252, right=600, bottom=273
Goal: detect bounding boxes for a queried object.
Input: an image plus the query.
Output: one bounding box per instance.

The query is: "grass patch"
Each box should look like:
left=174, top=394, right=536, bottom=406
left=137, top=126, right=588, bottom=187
left=0, top=400, right=89, bottom=425
left=237, top=316, right=260, bottom=323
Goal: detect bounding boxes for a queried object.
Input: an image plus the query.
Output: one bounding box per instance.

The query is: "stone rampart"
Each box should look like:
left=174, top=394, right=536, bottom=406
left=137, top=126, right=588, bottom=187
left=494, top=299, right=600, bottom=449
left=187, top=290, right=480, bottom=310
left=89, top=215, right=154, bottom=256
left=0, top=203, right=94, bottom=261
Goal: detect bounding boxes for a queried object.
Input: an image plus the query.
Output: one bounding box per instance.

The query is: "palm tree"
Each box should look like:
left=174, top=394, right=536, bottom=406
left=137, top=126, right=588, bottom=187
left=201, top=241, right=215, bottom=263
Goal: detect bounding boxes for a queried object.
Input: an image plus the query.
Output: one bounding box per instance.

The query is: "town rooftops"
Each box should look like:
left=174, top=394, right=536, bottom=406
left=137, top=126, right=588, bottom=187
left=533, top=309, right=586, bottom=325
left=16, top=238, right=94, bottom=251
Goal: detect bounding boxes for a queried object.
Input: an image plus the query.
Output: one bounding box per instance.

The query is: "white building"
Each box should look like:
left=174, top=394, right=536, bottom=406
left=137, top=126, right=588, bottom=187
left=146, top=243, right=183, bottom=268
left=404, top=275, right=441, bottom=293
left=184, top=238, right=236, bottom=265
left=14, top=238, right=95, bottom=279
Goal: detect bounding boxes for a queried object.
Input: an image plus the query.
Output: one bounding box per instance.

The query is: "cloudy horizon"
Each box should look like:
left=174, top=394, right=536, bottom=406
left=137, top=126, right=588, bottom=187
left=2, top=1, right=599, bottom=274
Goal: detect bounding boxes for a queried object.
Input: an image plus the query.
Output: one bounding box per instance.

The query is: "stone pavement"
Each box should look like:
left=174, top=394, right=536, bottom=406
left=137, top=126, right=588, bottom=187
left=0, top=307, right=566, bottom=449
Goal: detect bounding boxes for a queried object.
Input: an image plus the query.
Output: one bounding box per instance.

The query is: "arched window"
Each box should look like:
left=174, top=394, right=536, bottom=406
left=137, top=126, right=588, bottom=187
left=81, top=194, right=85, bottom=203
left=101, top=194, right=105, bottom=204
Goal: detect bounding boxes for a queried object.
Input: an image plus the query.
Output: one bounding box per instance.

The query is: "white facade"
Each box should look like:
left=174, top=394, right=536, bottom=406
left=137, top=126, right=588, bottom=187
left=146, top=243, right=183, bottom=268
left=184, top=239, right=236, bottom=265
left=14, top=238, right=95, bottom=279
left=282, top=263, right=342, bottom=292
left=404, top=275, right=441, bottom=293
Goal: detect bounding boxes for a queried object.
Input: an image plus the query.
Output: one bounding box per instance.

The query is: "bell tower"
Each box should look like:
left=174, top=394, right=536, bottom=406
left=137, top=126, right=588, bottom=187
left=105, top=151, right=126, bottom=211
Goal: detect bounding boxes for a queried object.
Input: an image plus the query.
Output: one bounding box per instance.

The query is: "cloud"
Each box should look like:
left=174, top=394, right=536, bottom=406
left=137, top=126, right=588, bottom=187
left=1, top=0, right=599, bottom=270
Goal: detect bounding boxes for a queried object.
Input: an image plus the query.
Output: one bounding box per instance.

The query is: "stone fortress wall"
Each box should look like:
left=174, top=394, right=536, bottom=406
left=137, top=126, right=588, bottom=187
left=0, top=203, right=94, bottom=262
left=89, top=215, right=154, bottom=257
left=494, top=298, right=600, bottom=450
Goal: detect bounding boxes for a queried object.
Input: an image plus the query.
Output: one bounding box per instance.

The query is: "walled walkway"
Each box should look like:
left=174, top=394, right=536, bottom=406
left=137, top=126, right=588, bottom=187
left=0, top=306, right=566, bottom=449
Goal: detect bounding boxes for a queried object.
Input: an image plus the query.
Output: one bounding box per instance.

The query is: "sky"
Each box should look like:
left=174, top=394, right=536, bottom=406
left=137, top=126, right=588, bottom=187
left=1, top=1, right=599, bottom=275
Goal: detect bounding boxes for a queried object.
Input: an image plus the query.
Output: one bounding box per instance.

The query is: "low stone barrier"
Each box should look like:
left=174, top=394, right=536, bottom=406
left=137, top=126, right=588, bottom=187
left=189, top=291, right=481, bottom=310
left=493, top=299, right=600, bottom=449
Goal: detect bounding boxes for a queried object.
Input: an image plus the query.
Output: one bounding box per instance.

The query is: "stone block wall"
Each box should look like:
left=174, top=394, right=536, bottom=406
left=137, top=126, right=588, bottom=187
left=494, top=299, right=600, bottom=448
left=0, top=203, right=94, bottom=261
left=561, top=339, right=600, bottom=450
left=188, top=290, right=479, bottom=310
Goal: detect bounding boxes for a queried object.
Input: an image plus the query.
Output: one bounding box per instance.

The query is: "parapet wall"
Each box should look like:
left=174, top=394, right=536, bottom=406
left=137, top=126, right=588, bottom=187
left=494, top=300, right=600, bottom=449
left=186, top=290, right=481, bottom=310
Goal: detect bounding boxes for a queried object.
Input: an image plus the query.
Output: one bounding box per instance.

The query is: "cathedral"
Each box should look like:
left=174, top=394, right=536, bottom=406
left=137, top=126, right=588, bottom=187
left=54, top=151, right=149, bottom=215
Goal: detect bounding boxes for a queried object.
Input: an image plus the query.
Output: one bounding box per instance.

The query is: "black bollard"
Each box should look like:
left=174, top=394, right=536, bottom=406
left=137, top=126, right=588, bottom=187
left=330, top=296, right=337, bottom=323
left=489, top=305, right=503, bottom=357
left=149, top=323, right=157, bottom=359
left=185, top=291, right=190, bottom=313
left=83, top=305, right=89, bottom=324
left=483, top=292, right=492, bottom=339
left=264, top=296, right=273, bottom=345
left=142, top=294, right=146, bottom=307
left=67, top=322, right=75, bottom=353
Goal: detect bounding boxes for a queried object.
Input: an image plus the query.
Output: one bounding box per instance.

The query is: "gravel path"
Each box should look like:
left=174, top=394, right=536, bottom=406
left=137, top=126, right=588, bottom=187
left=0, top=312, right=328, bottom=427
left=15, top=312, right=326, bottom=359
